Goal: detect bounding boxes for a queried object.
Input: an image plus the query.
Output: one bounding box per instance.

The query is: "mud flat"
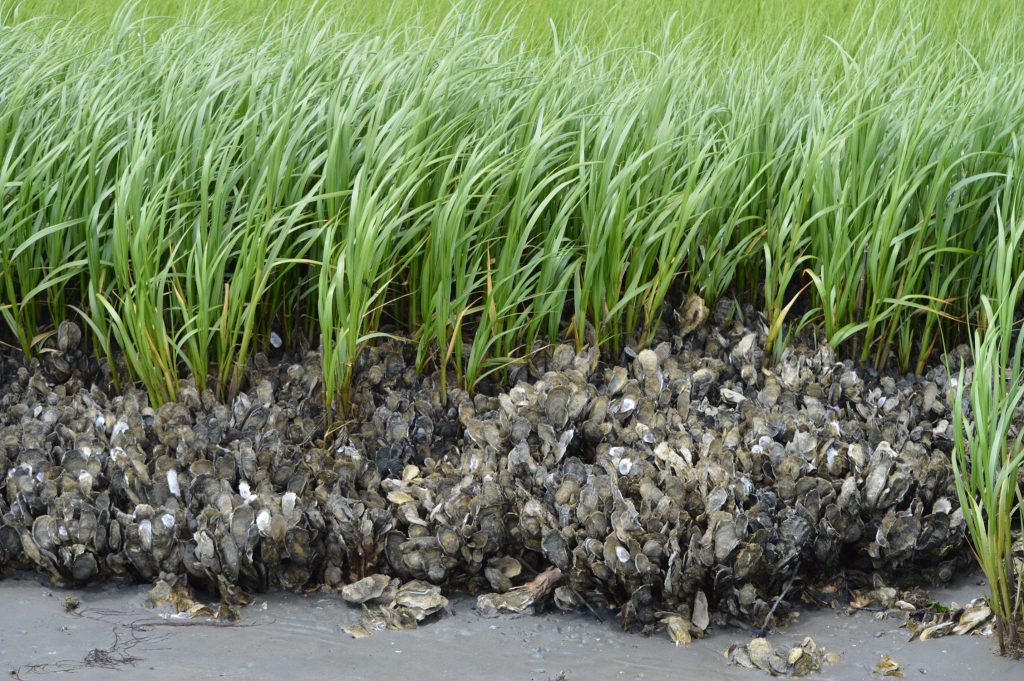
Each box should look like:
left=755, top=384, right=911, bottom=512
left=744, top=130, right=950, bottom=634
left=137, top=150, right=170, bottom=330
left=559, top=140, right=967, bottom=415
left=0, top=573, right=1013, bottom=681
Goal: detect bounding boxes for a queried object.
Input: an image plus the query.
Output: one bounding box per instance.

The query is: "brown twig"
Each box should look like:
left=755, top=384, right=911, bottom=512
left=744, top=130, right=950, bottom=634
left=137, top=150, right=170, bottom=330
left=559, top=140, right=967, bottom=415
left=517, top=567, right=563, bottom=599
left=518, top=561, right=604, bottom=624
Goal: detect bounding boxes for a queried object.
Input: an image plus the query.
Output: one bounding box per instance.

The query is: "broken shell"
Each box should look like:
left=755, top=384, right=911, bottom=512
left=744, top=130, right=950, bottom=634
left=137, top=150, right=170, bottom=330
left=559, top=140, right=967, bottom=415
left=874, top=655, right=903, bottom=677
left=342, top=574, right=392, bottom=605
left=477, top=590, right=536, bottom=617
left=692, top=590, right=710, bottom=632
left=952, top=602, right=992, bottom=635
left=918, top=621, right=955, bottom=640
left=676, top=294, right=709, bottom=335
left=746, top=637, right=783, bottom=672
left=661, top=615, right=693, bottom=645
left=394, top=580, right=447, bottom=618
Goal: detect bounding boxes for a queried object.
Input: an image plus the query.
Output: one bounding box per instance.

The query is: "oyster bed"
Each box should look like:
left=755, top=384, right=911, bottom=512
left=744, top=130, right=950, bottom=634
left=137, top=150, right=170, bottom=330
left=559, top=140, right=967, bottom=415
left=0, top=302, right=968, bottom=632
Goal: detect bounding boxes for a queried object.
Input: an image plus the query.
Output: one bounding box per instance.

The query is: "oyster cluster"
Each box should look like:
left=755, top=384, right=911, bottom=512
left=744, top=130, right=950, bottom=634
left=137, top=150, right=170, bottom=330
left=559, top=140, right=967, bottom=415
left=846, top=579, right=1001, bottom=641
left=726, top=636, right=839, bottom=676
left=341, top=575, right=448, bottom=637
left=0, top=304, right=972, bottom=634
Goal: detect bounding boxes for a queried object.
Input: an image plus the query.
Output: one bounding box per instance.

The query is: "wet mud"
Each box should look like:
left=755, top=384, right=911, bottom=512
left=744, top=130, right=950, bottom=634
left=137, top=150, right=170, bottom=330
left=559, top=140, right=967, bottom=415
left=0, top=573, right=1016, bottom=681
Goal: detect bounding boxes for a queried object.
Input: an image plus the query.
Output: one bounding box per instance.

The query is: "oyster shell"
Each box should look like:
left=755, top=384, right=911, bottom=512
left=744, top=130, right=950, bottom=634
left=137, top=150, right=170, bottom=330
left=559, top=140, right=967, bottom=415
left=341, top=574, right=393, bottom=605
left=476, top=567, right=562, bottom=618
left=394, top=580, right=447, bottom=619
left=0, top=306, right=974, bottom=638
left=727, top=636, right=836, bottom=677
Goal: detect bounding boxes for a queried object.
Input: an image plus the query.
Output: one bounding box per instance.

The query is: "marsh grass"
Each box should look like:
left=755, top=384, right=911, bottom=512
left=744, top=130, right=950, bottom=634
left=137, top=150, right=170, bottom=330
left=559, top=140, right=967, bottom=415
left=0, top=1, right=1023, bottom=416
left=951, top=212, right=1024, bottom=654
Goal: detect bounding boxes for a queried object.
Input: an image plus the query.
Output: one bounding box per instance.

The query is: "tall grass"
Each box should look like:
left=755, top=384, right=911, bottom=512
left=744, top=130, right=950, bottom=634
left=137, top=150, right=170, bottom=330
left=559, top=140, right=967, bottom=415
left=951, top=210, right=1024, bottom=654
left=1, top=1, right=1024, bottom=415
left=5, top=0, right=1022, bottom=56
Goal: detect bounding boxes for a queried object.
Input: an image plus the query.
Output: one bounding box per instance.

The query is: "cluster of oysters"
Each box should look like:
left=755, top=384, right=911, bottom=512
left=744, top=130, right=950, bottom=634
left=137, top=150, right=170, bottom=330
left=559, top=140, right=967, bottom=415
left=340, top=574, right=448, bottom=637
left=726, top=636, right=839, bottom=677
left=0, top=299, right=973, bottom=638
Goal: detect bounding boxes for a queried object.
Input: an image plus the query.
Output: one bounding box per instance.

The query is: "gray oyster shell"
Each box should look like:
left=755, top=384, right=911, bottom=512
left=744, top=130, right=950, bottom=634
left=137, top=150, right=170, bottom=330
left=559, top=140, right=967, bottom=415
left=0, top=301, right=974, bottom=634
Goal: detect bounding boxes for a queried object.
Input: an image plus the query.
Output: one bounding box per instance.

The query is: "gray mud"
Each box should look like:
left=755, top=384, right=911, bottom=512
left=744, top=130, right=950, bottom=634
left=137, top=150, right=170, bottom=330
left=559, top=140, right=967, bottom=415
left=1, top=574, right=1014, bottom=681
